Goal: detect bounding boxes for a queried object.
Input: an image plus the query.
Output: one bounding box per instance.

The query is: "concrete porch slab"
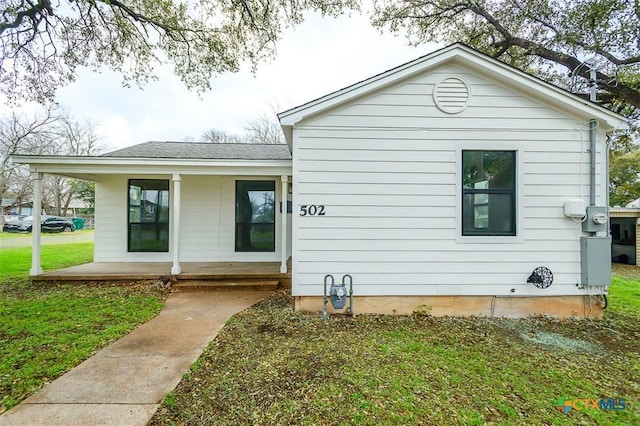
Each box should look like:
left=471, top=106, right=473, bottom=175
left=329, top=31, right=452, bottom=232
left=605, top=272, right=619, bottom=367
left=31, top=261, right=290, bottom=282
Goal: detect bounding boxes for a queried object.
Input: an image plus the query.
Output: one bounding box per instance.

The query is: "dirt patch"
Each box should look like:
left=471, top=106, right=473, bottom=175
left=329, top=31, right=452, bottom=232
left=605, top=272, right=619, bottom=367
left=518, top=329, right=603, bottom=353
left=612, top=263, right=640, bottom=280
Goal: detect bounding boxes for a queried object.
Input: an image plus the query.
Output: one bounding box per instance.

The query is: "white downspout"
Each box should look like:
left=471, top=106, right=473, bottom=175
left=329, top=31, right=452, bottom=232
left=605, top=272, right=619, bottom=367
left=30, top=172, right=43, bottom=275
left=171, top=174, right=182, bottom=275
left=280, top=175, right=288, bottom=273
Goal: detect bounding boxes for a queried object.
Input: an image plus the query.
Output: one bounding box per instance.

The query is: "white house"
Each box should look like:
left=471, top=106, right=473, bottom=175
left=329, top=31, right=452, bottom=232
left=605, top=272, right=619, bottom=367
left=13, top=44, right=628, bottom=318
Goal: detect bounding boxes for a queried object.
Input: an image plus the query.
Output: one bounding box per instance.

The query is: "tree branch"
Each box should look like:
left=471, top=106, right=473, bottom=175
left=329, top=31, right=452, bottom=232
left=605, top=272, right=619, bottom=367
left=493, top=37, right=640, bottom=108
left=0, top=0, right=52, bottom=35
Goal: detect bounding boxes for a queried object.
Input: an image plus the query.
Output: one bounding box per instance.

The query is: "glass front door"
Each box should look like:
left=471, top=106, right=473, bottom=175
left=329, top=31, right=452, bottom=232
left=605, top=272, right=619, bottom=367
left=235, top=180, right=275, bottom=252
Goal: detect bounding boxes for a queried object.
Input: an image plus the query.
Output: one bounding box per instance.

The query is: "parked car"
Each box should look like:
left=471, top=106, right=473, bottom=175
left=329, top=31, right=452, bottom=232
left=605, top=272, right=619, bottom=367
left=3, top=215, right=75, bottom=233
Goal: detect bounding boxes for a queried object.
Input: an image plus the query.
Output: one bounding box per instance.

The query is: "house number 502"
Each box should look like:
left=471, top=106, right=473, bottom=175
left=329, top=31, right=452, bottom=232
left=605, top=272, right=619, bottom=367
left=299, top=205, right=326, bottom=216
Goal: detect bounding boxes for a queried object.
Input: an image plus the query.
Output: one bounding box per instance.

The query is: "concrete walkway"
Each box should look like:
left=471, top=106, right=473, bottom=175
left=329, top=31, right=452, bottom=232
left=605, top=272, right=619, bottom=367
left=0, top=289, right=272, bottom=426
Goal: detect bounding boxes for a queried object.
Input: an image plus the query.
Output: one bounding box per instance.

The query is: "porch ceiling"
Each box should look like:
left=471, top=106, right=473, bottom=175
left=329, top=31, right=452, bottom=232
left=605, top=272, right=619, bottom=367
left=11, top=155, right=292, bottom=181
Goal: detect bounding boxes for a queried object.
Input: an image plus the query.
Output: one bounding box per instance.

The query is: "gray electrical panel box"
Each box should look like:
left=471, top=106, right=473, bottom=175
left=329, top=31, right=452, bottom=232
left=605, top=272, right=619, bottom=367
left=582, top=206, right=608, bottom=233
left=580, top=236, right=611, bottom=286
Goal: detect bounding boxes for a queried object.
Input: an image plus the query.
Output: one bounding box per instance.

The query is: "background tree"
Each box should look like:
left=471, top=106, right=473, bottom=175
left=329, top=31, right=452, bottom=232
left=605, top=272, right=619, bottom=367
left=609, top=129, right=640, bottom=207
left=244, top=112, right=284, bottom=144
left=0, top=106, right=102, bottom=222
left=372, top=0, right=640, bottom=205
left=198, top=112, right=284, bottom=144
left=69, top=180, right=96, bottom=210
left=1, top=0, right=358, bottom=104
left=200, top=128, right=246, bottom=144
left=0, top=105, right=61, bottom=219
left=42, top=116, right=102, bottom=216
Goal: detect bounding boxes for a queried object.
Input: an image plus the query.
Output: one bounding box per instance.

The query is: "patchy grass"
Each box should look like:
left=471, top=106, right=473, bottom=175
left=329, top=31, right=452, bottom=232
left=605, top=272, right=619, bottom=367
left=152, top=279, right=640, bottom=425
left=0, top=231, right=29, bottom=240
left=612, top=262, right=640, bottom=281
left=0, top=242, right=167, bottom=413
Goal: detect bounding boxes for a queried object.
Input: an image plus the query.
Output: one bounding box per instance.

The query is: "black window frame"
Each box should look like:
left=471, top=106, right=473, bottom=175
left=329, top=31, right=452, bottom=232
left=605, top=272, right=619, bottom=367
left=127, top=179, right=170, bottom=252
left=235, top=180, right=276, bottom=252
left=462, top=150, right=516, bottom=237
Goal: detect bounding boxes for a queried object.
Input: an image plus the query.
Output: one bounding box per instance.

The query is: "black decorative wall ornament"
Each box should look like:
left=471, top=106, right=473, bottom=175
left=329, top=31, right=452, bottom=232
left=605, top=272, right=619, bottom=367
left=527, top=266, right=554, bottom=289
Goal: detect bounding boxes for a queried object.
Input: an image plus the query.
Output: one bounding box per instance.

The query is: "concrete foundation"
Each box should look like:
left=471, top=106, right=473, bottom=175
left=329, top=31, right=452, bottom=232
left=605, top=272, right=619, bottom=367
left=295, top=295, right=604, bottom=319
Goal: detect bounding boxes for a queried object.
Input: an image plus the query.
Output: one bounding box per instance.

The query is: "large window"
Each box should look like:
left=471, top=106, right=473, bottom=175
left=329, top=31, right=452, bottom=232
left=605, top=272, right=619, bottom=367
left=462, top=151, right=516, bottom=236
left=236, top=180, right=275, bottom=252
left=128, top=179, right=170, bottom=252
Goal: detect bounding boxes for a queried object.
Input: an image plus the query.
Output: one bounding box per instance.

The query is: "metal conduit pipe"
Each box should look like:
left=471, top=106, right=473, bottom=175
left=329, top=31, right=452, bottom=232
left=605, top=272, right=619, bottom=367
left=588, top=61, right=597, bottom=208
left=589, top=118, right=597, bottom=207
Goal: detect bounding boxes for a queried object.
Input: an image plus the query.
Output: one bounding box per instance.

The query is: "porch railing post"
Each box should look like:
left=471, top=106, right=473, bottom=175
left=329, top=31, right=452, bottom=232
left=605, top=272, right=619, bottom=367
left=280, top=175, right=288, bottom=273
left=30, top=172, right=43, bottom=275
left=171, top=173, right=182, bottom=275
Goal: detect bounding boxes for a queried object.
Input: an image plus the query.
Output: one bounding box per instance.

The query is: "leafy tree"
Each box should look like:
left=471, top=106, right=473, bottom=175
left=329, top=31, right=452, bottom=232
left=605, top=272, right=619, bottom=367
left=372, top=0, right=640, bottom=205
left=609, top=130, right=640, bottom=207
left=69, top=180, right=96, bottom=210
left=372, top=0, right=640, bottom=115
left=1, top=0, right=358, bottom=104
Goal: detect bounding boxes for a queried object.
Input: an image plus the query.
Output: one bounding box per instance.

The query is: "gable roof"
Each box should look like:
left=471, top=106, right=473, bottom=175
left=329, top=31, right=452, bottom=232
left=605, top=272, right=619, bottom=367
left=102, top=141, right=291, bottom=160
left=278, top=43, right=629, bottom=147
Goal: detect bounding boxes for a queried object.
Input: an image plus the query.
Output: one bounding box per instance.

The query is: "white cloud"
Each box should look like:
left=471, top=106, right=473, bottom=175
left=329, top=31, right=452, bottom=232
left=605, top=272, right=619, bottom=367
left=97, top=115, right=134, bottom=150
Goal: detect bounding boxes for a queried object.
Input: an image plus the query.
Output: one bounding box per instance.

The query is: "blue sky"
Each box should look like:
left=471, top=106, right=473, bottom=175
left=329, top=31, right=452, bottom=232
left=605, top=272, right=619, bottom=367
left=22, top=11, right=439, bottom=150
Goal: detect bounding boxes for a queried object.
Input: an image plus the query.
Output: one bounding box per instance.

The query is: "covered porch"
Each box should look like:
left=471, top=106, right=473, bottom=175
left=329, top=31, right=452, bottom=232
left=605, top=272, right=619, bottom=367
left=12, top=142, right=293, bottom=280
left=31, top=261, right=292, bottom=288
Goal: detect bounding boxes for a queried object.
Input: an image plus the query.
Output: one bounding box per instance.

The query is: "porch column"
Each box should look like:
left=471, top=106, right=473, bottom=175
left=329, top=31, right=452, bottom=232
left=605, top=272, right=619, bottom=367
left=280, top=175, right=288, bottom=273
left=30, top=172, right=43, bottom=275
left=171, top=174, right=182, bottom=275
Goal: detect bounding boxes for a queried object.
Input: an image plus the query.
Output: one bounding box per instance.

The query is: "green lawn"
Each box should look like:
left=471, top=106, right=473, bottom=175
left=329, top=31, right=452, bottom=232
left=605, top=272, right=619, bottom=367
left=151, top=267, right=640, bottom=426
left=0, top=241, right=166, bottom=413
left=0, top=243, right=94, bottom=279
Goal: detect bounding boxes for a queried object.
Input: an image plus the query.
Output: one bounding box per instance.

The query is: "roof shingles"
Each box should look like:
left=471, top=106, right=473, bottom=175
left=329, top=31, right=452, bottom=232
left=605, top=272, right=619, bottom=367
left=101, top=141, right=291, bottom=160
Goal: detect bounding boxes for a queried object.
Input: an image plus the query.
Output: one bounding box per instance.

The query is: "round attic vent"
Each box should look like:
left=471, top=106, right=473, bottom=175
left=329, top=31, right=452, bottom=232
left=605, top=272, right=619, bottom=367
left=433, top=76, right=470, bottom=114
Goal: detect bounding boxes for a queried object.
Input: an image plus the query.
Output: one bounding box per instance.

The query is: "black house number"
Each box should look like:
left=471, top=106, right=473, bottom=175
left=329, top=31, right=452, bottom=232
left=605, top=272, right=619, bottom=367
left=299, top=205, right=326, bottom=216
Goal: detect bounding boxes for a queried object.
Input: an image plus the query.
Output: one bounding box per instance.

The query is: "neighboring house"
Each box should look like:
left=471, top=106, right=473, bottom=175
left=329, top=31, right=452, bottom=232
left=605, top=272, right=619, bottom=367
left=610, top=208, right=639, bottom=266
left=1, top=199, right=33, bottom=216
left=13, top=44, right=628, bottom=318
left=2, top=199, right=33, bottom=224
left=626, top=198, right=640, bottom=209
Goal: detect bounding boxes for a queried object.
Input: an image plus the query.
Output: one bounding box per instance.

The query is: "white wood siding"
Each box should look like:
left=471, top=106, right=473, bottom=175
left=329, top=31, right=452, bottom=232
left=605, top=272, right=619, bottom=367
left=95, top=175, right=284, bottom=262
left=292, top=63, right=607, bottom=297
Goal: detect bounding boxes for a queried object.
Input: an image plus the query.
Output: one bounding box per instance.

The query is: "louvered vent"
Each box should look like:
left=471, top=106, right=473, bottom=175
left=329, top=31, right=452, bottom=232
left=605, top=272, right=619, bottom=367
left=433, top=76, right=470, bottom=114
